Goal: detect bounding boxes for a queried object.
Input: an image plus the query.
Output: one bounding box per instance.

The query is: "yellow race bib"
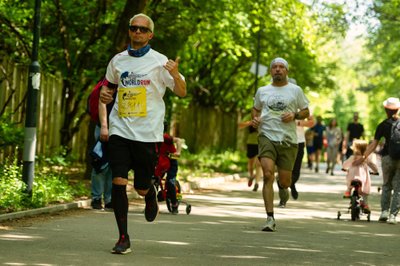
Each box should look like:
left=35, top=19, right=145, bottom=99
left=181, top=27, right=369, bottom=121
left=118, top=87, right=147, bottom=117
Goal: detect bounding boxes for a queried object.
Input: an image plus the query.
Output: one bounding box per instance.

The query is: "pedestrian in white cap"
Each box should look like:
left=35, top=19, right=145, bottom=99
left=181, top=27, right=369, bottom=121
left=354, top=97, right=400, bottom=224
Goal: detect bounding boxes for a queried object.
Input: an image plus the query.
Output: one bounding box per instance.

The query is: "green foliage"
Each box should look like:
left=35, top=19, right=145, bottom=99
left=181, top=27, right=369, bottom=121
left=0, top=157, right=27, bottom=212
left=179, top=150, right=247, bottom=180
left=36, top=146, right=71, bottom=167
left=367, top=0, right=400, bottom=97
left=0, top=154, right=89, bottom=214
left=0, top=113, right=24, bottom=147
left=1, top=0, right=353, bottom=153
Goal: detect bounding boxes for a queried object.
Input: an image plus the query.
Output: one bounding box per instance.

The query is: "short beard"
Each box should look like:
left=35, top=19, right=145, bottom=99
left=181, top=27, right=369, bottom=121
left=272, top=75, right=285, bottom=83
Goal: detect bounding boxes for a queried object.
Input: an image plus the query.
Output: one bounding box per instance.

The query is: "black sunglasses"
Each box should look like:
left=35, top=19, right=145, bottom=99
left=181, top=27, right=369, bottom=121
left=129, top=25, right=152, bottom=33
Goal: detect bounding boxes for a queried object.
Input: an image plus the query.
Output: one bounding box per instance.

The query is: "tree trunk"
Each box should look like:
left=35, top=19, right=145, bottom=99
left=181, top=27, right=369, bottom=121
left=113, top=0, right=148, bottom=52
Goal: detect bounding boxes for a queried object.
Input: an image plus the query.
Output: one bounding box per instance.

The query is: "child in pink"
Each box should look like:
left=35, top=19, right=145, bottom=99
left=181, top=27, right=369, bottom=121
left=342, top=139, right=379, bottom=213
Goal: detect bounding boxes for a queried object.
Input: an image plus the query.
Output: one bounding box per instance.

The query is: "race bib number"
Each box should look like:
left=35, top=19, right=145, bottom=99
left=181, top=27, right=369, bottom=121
left=118, top=87, right=147, bottom=117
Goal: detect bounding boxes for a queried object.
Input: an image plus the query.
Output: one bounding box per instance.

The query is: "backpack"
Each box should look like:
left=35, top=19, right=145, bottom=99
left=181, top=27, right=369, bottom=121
left=388, top=119, right=400, bottom=160
left=87, top=78, right=105, bottom=123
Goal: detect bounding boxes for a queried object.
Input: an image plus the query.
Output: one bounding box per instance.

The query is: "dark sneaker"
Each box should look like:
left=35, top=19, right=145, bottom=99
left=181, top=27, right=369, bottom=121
left=91, top=199, right=102, bottom=209
left=104, top=202, right=113, bottom=210
left=262, top=216, right=276, bottom=232
left=111, top=235, right=131, bottom=255
left=291, top=185, right=298, bottom=200
left=171, top=204, right=179, bottom=215
left=252, top=183, right=259, bottom=192
left=278, top=187, right=289, bottom=207
left=145, top=185, right=159, bottom=222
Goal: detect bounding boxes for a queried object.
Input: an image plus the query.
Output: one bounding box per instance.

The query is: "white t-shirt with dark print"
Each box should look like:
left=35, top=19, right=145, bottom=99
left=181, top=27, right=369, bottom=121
left=254, top=83, right=309, bottom=144
left=105, top=49, right=182, bottom=142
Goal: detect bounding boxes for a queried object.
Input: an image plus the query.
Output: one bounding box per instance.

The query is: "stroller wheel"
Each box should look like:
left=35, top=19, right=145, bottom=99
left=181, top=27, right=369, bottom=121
left=350, top=196, right=359, bottom=221
left=186, top=204, right=191, bottom=215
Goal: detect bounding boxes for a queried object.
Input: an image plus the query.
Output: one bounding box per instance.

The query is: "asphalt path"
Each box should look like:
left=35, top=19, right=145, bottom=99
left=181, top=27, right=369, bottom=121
left=1, top=164, right=400, bottom=266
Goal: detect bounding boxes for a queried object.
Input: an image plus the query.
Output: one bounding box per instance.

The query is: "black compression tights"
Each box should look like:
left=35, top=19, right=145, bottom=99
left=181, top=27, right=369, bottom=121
left=112, top=184, right=128, bottom=238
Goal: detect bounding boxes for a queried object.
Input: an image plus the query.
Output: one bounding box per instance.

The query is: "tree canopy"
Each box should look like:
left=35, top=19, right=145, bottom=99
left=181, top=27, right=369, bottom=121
left=1, top=0, right=397, bottom=151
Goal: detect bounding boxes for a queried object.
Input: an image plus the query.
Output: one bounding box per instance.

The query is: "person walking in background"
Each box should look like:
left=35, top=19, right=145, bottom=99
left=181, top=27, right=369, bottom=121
left=343, top=112, right=364, bottom=159
left=353, top=97, right=400, bottom=224
left=99, top=13, right=186, bottom=254
left=305, top=127, right=315, bottom=170
left=90, top=125, right=113, bottom=210
left=290, top=116, right=315, bottom=198
left=342, top=139, right=379, bottom=214
left=311, top=115, right=326, bottom=173
left=325, top=118, right=342, bottom=176
left=239, top=117, right=262, bottom=192
left=277, top=79, right=314, bottom=205
left=90, top=78, right=116, bottom=210
left=278, top=116, right=314, bottom=206
left=252, top=57, right=309, bottom=232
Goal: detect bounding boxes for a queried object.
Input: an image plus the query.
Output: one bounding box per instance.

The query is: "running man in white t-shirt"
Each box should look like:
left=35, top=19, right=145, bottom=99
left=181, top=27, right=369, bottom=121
left=251, top=58, right=309, bottom=232
left=99, top=13, right=186, bottom=255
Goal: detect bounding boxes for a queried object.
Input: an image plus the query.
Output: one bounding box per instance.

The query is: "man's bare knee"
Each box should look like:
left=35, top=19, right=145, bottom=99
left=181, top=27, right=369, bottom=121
left=263, top=172, right=275, bottom=183
left=279, top=179, right=291, bottom=188
left=113, top=177, right=128, bottom=186
left=136, top=188, right=148, bottom=196
left=277, top=171, right=292, bottom=188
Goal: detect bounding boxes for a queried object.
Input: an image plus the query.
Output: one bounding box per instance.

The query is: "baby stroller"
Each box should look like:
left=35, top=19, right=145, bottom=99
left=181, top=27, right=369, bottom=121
left=337, top=171, right=378, bottom=222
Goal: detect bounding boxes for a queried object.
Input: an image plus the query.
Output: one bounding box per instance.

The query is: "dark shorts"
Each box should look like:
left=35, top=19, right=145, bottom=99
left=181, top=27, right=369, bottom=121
left=246, top=144, right=259, bottom=158
left=108, top=135, right=160, bottom=190
left=313, top=140, right=323, bottom=150
left=306, top=145, right=315, bottom=154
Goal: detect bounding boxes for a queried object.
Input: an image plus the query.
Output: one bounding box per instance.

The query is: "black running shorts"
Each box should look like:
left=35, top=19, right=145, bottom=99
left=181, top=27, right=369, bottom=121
left=108, top=135, right=160, bottom=190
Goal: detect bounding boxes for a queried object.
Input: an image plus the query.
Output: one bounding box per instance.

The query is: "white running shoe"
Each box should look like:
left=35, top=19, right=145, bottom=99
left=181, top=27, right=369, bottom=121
left=379, top=210, right=389, bottom=222
left=262, top=216, right=276, bottom=232
left=387, top=214, right=397, bottom=224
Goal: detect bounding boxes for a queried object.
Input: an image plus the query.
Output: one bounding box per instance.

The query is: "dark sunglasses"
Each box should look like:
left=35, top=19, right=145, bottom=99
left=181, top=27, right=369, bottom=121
left=129, top=25, right=152, bottom=33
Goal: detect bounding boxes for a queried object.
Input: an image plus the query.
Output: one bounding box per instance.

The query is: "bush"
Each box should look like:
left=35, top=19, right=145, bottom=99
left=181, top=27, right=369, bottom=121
left=0, top=152, right=89, bottom=214
left=0, top=113, right=24, bottom=147
left=178, top=149, right=247, bottom=180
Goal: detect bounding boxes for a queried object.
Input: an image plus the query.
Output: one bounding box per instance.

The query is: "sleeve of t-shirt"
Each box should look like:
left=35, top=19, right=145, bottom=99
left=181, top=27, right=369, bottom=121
left=105, top=56, right=118, bottom=86
left=253, top=89, right=262, bottom=110
left=374, top=123, right=384, bottom=141
left=296, top=86, right=309, bottom=110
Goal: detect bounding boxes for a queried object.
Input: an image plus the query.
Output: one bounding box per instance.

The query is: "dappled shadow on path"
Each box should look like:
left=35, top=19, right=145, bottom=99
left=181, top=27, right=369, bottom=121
left=0, top=166, right=398, bottom=265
